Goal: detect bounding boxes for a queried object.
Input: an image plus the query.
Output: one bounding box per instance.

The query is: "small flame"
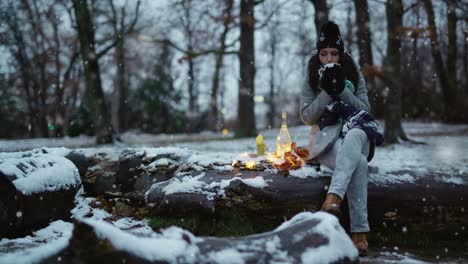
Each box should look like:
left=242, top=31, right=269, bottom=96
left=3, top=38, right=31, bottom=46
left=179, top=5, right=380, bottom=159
left=245, top=161, right=256, bottom=170
left=266, top=153, right=277, bottom=163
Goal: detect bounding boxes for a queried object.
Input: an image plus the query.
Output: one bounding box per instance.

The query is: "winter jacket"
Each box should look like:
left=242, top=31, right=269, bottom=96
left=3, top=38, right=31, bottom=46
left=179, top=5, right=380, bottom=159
left=300, top=63, right=376, bottom=161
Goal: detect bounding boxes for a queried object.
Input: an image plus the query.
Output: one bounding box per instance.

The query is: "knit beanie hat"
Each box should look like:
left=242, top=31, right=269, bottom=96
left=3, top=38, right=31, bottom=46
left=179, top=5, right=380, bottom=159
left=316, top=21, right=344, bottom=52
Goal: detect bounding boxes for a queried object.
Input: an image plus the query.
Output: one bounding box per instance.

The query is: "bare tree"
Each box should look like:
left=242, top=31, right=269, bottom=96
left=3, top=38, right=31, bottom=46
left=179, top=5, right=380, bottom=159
left=353, top=0, right=375, bottom=90
left=1, top=0, right=81, bottom=138
left=307, top=0, right=328, bottom=40
left=72, top=0, right=113, bottom=144
left=180, top=0, right=199, bottom=128
left=208, top=0, right=235, bottom=131
left=107, top=0, right=141, bottom=134
left=423, top=0, right=465, bottom=122
left=383, top=0, right=408, bottom=144
left=236, top=0, right=257, bottom=137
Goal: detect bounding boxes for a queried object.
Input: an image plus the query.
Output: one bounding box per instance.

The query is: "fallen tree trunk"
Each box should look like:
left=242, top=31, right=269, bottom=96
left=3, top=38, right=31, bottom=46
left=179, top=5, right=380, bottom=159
left=63, top=147, right=468, bottom=240
left=49, top=212, right=358, bottom=264
left=0, top=155, right=81, bottom=238
left=65, top=149, right=175, bottom=200
left=146, top=168, right=468, bottom=240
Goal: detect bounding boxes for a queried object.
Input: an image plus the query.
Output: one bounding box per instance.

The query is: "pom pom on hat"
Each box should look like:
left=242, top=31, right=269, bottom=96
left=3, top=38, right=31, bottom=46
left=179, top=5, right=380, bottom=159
left=316, top=21, right=344, bottom=52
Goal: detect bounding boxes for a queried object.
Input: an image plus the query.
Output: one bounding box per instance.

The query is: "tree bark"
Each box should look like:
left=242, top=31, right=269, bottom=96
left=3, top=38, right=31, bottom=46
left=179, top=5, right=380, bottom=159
left=383, top=0, right=407, bottom=144
left=308, top=0, right=328, bottom=41
left=72, top=0, right=113, bottom=144
left=353, top=0, right=375, bottom=90
left=236, top=0, right=257, bottom=137
left=268, top=34, right=277, bottom=129
left=209, top=0, right=234, bottom=132
left=181, top=0, right=198, bottom=131
left=423, top=0, right=463, bottom=122
left=446, top=0, right=457, bottom=94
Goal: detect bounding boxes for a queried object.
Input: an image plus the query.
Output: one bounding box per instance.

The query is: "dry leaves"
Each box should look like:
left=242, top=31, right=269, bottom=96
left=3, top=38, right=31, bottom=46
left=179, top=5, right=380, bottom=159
left=273, top=142, right=309, bottom=174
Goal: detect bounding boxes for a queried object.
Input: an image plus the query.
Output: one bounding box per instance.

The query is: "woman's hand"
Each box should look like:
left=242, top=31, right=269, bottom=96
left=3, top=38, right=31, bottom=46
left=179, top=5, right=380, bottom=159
left=320, top=63, right=345, bottom=96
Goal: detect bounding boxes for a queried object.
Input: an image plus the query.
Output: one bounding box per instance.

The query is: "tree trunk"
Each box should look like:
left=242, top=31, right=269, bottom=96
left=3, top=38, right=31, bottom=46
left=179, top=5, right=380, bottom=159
left=353, top=0, right=375, bottom=90
left=446, top=0, right=457, bottom=93
left=236, top=0, right=256, bottom=137
left=423, top=0, right=463, bottom=122
left=182, top=0, right=198, bottom=131
left=268, top=36, right=276, bottom=129
left=266, top=7, right=279, bottom=129
left=209, top=0, right=234, bottom=132
left=383, top=0, right=407, bottom=144
left=308, top=0, right=328, bottom=40
left=114, top=34, right=127, bottom=134
left=72, top=0, right=113, bottom=144
left=465, top=24, right=468, bottom=95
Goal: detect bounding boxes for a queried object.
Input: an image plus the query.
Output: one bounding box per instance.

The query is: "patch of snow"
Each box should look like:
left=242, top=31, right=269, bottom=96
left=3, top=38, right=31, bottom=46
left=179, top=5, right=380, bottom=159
left=207, top=248, right=247, bottom=264
left=239, top=176, right=270, bottom=188
left=71, top=190, right=112, bottom=221
left=111, top=218, right=154, bottom=236
left=0, top=155, right=81, bottom=195
left=83, top=218, right=200, bottom=263
left=288, top=166, right=321, bottom=179
left=162, top=172, right=206, bottom=195
left=379, top=251, right=431, bottom=264
left=439, top=176, right=465, bottom=185
left=370, top=172, right=417, bottom=186
left=275, top=212, right=357, bottom=263
left=72, top=147, right=122, bottom=162
left=0, top=220, right=73, bottom=264
left=156, top=172, right=271, bottom=201
left=300, top=212, right=358, bottom=264
left=0, top=136, right=94, bottom=152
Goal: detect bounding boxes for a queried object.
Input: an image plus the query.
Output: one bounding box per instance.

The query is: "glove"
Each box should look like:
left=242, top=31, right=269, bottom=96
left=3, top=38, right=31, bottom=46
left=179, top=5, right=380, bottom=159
left=320, top=63, right=345, bottom=97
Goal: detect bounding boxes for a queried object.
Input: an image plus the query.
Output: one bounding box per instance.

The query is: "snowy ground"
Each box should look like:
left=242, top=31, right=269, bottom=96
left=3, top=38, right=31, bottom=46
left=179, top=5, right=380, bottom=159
left=1, top=121, right=467, bottom=263
left=2, top=121, right=466, bottom=177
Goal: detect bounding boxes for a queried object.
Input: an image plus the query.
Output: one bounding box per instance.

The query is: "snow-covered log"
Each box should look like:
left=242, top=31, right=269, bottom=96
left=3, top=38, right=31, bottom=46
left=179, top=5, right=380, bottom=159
left=0, top=155, right=81, bottom=238
left=63, top=147, right=468, bottom=236
left=65, top=149, right=175, bottom=199
left=49, top=212, right=358, bottom=264
left=146, top=168, right=468, bottom=235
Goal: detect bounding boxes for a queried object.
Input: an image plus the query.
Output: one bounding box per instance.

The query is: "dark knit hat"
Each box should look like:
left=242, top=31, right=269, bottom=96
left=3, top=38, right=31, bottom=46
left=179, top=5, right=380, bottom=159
left=316, top=21, right=344, bottom=52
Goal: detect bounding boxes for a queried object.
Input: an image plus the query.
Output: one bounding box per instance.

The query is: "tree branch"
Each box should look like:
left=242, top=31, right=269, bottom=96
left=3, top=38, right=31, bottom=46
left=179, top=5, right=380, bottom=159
left=402, top=0, right=422, bottom=14
left=255, top=0, right=289, bottom=30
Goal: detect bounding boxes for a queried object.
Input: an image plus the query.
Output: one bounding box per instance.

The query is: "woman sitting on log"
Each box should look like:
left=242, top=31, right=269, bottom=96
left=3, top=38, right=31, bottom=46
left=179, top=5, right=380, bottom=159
left=299, top=21, right=383, bottom=256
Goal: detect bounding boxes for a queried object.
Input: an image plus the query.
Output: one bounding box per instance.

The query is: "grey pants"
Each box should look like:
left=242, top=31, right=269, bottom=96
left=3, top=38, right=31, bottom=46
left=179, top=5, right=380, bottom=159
left=317, top=128, right=370, bottom=233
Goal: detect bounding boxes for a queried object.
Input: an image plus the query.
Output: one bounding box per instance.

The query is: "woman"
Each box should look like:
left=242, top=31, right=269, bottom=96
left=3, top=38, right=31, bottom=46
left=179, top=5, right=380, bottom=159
left=300, top=21, right=382, bottom=256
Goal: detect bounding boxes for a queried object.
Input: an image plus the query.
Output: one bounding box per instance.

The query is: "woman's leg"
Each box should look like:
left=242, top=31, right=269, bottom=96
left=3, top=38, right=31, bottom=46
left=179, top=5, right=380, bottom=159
left=347, top=155, right=369, bottom=232
left=318, top=128, right=370, bottom=232
left=328, top=128, right=369, bottom=199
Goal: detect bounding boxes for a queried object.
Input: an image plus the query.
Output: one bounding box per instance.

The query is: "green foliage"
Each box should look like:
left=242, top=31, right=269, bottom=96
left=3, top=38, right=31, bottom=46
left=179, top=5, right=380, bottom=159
left=66, top=104, right=95, bottom=137
left=149, top=211, right=278, bottom=237
left=128, top=43, right=187, bottom=134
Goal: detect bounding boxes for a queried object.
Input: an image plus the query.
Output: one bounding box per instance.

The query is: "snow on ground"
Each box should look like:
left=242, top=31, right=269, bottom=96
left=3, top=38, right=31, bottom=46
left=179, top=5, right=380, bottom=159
left=1, top=121, right=467, bottom=190
left=0, top=121, right=467, bottom=263
left=0, top=220, right=73, bottom=264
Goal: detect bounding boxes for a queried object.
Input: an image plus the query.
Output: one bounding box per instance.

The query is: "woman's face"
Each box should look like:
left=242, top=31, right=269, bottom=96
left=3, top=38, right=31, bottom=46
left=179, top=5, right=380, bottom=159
left=319, top=48, right=340, bottom=65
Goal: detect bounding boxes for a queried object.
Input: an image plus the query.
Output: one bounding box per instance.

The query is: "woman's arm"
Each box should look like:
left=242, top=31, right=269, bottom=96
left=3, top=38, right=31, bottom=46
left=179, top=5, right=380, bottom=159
left=337, top=70, right=370, bottom=112
left=300, top=79, right=333, bottom=126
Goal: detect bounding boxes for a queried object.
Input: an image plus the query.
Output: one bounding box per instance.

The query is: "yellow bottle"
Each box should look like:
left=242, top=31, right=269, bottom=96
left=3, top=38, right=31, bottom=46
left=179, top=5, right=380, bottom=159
left=256, top=134, right=266, bottom=156
left=276, top=112, right=291, bottom=158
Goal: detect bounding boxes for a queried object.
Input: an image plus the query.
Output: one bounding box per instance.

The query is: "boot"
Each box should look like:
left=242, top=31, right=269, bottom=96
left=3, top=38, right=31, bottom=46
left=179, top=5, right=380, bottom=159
left=320, top=193, right=342, bottom=218
left=351, top=232, right=368, bottom=257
